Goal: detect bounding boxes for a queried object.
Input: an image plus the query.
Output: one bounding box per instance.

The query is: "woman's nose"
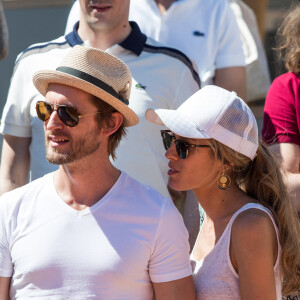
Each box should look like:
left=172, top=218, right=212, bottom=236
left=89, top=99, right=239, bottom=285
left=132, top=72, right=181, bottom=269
left=165, top=142, right=179, bottom=160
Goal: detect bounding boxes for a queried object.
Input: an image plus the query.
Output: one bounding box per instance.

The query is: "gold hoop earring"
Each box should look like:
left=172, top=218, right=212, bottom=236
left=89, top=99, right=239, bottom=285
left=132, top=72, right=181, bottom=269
left=217, top=169, right=231, bottom=190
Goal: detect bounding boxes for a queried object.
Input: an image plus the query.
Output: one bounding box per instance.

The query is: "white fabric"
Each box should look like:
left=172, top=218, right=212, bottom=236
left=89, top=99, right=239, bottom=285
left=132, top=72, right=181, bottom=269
left=0, top=29, right=199, bottom=198
left=129, top=0, right=245, bottom=86
left=190, top=203, right=282, bottom=300
left=0, top=172, right=192, bottom=299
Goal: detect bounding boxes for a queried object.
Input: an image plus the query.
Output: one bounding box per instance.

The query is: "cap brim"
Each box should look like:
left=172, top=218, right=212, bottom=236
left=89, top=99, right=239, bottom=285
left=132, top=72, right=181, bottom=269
left=146, top=108, right=210, bottom=139
left=33, top=70, right=139, bottom=127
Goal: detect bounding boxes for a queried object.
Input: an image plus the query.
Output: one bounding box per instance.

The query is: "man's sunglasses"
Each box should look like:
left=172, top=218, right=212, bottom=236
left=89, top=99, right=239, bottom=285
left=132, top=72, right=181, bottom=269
left=161, top=130, right=210, bottom=159
left=36, top=101, right=101, bottom=127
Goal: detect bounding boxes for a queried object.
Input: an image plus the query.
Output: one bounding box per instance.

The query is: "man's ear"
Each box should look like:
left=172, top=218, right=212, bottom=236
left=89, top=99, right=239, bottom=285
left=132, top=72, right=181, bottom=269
left=101, top=112, right=124, bottom=136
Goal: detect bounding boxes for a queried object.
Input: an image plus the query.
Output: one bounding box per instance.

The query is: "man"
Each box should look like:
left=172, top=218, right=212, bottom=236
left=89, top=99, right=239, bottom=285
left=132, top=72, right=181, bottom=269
left=0, top=45, right=195, bottom=299
left=0, top=0, right=199, bottom=199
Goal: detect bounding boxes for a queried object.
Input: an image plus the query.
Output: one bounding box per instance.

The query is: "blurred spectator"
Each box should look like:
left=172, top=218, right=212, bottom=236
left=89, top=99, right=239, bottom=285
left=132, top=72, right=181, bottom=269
left=0, top=0, right=9, bottom=60
left=243, top=0, right=269, bottom=40
left=262, top=3, right=300, bottom=216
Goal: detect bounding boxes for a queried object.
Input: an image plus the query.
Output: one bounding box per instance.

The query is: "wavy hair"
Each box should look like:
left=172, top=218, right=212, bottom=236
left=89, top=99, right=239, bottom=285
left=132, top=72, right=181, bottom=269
left=276, top=3, right=300, bottom=74
left=90, top=95, right=126, bottom=160
left=208, top=139, right=300, bottom=295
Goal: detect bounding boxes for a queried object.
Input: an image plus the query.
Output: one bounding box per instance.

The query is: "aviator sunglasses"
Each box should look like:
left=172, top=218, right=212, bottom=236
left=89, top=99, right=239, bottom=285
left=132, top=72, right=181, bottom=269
left=161, top=130, right=210, bottom=159
left=36, top=101, right=101, bottom=127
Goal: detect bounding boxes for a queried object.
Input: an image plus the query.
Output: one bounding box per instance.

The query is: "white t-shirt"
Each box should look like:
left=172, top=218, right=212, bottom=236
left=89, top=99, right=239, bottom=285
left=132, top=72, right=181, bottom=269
left=129, top=0, right=245, bottom=86
left=0, top=172, right=192, bottom=299
left=0, top=23, right=199, bottom=198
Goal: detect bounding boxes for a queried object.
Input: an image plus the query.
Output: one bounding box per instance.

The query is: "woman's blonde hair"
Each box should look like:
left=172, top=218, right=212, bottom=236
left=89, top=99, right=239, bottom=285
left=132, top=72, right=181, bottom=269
left=208, top=139, right=300, bottom=295
left=276, top=3, right=300, bottom=74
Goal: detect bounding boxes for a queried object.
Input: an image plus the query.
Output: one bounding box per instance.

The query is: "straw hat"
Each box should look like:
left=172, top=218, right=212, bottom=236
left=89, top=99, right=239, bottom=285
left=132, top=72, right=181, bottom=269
left=32, top=45, right=139, bottom=127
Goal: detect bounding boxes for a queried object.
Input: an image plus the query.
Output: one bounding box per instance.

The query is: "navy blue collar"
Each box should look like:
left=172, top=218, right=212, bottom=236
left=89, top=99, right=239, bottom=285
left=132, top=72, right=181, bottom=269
left=65, top=21, right=147, bottom=56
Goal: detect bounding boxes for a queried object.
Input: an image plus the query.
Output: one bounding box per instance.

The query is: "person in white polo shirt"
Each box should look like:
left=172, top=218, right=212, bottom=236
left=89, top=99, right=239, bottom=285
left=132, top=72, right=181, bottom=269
left=128, top=0, right=246, bottom=98
left=0, top=0, right=199, bottom=200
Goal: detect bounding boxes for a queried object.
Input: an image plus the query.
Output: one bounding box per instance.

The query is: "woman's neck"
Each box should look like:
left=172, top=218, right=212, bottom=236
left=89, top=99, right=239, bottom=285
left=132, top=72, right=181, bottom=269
left=194, top=184, right=252, bottom=221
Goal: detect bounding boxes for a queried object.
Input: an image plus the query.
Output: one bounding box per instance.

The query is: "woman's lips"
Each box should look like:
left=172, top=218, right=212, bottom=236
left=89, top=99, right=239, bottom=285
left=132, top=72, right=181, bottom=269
left=168, top=164, right=180, bottom=176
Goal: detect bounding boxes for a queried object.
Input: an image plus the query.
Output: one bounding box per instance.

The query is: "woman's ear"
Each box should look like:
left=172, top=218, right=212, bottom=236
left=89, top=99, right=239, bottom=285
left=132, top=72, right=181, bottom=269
left=101, top=112, right=124, bottom=136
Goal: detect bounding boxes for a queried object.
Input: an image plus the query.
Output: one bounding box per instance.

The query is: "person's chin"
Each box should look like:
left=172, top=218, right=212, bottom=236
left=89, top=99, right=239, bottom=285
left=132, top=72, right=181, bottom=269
left=168, top=178, right=186, bottom=192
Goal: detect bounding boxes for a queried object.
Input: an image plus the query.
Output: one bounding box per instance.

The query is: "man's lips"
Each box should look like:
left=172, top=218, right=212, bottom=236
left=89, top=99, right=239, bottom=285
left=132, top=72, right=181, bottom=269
left=90, top=4, right=112, bottom=13
left=48, top=135, right=69, bottom=147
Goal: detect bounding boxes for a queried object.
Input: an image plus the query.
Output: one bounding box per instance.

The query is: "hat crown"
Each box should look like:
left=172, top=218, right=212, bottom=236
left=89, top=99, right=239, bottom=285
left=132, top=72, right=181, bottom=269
left=59, top=45, right=131, bottom=101
left=180, top=85, right=259, bottom=159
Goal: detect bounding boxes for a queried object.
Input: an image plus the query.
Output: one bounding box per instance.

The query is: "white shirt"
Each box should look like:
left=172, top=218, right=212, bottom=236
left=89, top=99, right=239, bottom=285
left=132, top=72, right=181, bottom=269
left=0, top=172, right=192, bottom=299
left=129, top=0, right=245, bottom=86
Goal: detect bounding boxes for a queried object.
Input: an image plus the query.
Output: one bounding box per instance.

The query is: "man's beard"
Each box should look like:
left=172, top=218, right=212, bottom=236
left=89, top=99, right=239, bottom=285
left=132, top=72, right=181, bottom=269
left=45, top=130, right=101, bottom=165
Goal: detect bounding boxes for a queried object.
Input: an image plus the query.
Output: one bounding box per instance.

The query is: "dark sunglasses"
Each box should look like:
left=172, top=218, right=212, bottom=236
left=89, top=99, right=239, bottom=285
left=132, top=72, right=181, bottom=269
left=36, top=101, right=101, bottom=127
left=161, top=130, right=210, bottom=159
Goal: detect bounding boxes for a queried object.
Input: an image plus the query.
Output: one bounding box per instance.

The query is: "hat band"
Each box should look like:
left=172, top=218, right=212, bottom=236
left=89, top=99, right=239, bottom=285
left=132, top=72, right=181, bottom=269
left=56, top=66, right=129, bottom=105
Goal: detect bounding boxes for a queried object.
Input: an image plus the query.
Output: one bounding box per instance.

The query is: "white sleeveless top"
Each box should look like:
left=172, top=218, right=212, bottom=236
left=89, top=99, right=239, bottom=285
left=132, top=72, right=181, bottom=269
left=191, top=203, right=282, bottom=300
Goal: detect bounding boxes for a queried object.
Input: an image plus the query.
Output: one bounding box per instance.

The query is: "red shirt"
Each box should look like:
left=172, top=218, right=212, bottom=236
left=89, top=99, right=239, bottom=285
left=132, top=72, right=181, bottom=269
left=262, top=72, right=300, bottom=146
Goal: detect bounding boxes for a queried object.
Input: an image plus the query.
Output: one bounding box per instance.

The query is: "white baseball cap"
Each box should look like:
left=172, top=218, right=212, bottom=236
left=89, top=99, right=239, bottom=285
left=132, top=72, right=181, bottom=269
left=146, top=85, right=258, bottom=160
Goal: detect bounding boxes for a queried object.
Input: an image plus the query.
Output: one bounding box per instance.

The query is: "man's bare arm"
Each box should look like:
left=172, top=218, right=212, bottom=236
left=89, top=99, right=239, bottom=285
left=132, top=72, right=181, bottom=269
left=269, top=143, right=300, bottom=212
left=0, top=135, right=31, bottom=195
left=214, top=66, right=246, bottom=100
left=153, top=276, right=195, bottom=300
left=0, top=277, right=11, bottom=300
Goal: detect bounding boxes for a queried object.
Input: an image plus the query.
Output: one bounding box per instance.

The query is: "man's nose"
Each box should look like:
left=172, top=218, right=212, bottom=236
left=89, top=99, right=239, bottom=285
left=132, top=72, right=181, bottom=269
left=45, top=110, right=64, bottom=130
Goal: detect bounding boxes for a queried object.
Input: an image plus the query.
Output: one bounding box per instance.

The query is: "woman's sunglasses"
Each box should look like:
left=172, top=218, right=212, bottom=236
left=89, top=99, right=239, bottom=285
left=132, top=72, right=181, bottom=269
left=36, top=101, right=101, bottom=127
left=161, top=130, right=210, bottom=159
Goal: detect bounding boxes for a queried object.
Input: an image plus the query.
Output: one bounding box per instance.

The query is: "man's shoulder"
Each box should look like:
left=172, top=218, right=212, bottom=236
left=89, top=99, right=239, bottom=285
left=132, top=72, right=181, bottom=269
left=14, top=35, right=71, bottom=70
left=141, top=37, right=200, bottom=87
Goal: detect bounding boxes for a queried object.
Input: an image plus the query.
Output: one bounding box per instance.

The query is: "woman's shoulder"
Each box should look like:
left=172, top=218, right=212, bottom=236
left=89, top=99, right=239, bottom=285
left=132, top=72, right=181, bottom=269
left=232, top=206, right=276, bottom=234
left=231, top=205, right=278, bottom=252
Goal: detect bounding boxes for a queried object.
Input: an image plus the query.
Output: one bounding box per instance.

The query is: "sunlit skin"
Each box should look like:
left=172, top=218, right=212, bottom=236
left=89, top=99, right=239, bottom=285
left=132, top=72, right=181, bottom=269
left=44, top=84, right=102, bottom=169
left=165, top=134, right=222, bottom=195
left=43, top=83, right=124, bottom=211
left=78, top=0, right=131, bottom=49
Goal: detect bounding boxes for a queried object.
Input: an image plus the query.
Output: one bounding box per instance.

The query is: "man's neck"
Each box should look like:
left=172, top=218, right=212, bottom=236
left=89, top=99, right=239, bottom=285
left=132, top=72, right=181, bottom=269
left=77, top=21, right=132, bottom=50
left=154, top=0, right=176, bottom=14
left=53, top=158, right=121, bottom=210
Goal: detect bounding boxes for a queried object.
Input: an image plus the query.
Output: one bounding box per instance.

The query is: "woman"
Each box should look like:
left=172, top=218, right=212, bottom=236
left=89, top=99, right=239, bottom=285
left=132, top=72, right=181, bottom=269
left=146, top=85, right=300, bottom=299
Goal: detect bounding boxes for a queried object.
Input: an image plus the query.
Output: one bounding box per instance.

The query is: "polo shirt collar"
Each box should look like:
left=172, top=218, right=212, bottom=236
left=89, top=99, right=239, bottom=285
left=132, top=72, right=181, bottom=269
left=65, top=21, right=147, bottom=56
